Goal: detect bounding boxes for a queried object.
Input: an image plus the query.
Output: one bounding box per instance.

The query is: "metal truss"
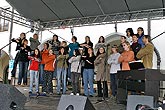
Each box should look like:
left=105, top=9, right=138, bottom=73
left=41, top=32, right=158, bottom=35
left=42, top=8, right=165, bottom=30
left=0, top=7, right=39, bottom=30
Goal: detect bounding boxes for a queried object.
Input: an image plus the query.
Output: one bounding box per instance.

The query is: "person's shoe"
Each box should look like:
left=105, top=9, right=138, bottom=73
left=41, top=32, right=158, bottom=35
left=89, top=95, right=93, bottom=97
left=36, top=92, right=40, bottom=97
left=70, top=93, right=74, bottom=95
left=57, top=92, right=61, bottom=95
left=43, top=92, right=47, bottom=95
left=29, top=91, right=32, bottom=94
left=76, top=93, right=79, bottom=96
left=49, top=92, right=53, bottom=95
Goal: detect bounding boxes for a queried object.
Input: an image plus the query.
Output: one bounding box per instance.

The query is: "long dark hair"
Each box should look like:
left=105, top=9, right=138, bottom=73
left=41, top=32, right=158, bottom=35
left=59, top=47, right=67, bottom=55
left=32, top=48, right=41, bottom=58
left=74, top=49, right=80, bottom=56
left=87, top=47, right=95, bottom=57
left=126, top=28, right=134, bottom=36
left=98, top=36, right=105, bottom=43
left=22, top=39, right=28, bottom=45
left=96, top=47, right=105, bottom=57
left=85, top=36, right=92, bottom=44
left=72, top=36, right=77, bottom=42
left=53, top=34, right=60, bottom=42
left=42, top=43, right=49, bottom=52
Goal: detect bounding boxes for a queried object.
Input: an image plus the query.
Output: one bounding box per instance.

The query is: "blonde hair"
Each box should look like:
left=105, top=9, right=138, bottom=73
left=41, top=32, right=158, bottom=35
left=123, top=41, right=131, bottom=50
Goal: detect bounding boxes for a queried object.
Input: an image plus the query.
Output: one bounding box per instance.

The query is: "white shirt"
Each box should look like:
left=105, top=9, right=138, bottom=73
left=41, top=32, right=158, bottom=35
left=107, top=53, right=121, bottom=74
left=127, top=36, right=133, bottom=45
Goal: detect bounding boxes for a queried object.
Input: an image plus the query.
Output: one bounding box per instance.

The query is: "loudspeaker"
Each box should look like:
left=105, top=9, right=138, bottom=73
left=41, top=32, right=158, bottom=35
left=116, top=88, right=127, bottom=104
left=127, top=95, right=154, bottom=110
left=0, top=84, right=26, bottom=110
left=57, top=95, right=95, bottom=110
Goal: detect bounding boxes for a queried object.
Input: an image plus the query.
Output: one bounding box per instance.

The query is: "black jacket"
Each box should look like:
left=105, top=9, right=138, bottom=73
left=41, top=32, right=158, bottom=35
left=18, top=46, right=31, bottom=62
left=131, top=42, right=141, bottom=60
left=83, top=55, right=96, bottom=69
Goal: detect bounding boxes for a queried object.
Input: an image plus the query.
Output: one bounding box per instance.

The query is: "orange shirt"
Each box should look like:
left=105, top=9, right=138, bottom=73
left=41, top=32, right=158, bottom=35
left=44, top=54, right=56, bottom=71
left=118, top=50, right=134, bottom=70
left=41, top=49, right=49, bottom=64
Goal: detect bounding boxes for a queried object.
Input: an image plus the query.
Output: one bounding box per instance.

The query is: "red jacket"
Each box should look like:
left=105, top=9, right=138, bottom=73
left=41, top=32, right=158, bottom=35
left=41, top=49, right=49, bottom=64
left=44, top=54, right=56, bottom=71
left=28, top=56, right=41, bottom=71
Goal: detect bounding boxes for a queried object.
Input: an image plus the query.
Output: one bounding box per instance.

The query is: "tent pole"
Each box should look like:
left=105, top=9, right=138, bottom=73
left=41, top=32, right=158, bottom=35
left=8, top=7, right=14, bottom=56
left=147, top=17, right=151, bottom=36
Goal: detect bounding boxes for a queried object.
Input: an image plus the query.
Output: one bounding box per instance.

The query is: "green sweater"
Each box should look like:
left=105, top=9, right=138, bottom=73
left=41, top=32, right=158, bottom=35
left=57, top=54, right=69, bottom=68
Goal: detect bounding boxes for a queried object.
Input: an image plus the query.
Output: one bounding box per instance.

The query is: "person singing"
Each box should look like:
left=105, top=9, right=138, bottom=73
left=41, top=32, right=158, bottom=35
left=82, top=47, right=96, bottom=97
left=94, top=47, right=108, bottom=99
left=56, top=47, right=69, bottom=95
left=107, top=45, right=121, bottom=97
left=118, top=41, right=134, bottom=70
left=136, top=35, right=154, bottom=69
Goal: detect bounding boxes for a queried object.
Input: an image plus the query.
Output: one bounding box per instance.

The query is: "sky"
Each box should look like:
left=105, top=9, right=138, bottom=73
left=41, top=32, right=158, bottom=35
left=0, top=0, right=165, bottom=69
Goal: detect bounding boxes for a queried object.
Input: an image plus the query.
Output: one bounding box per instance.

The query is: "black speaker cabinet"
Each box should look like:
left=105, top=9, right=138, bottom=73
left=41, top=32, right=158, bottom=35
left=0, top=84, right=26, bottom=110
left=127, top=95, right=154, bottom=110
left=57, top=95, right=95, bottom=110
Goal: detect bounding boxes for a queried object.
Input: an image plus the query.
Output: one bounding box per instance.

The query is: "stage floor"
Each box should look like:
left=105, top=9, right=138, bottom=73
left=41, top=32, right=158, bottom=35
left=16, top=87, right=126, bottom=110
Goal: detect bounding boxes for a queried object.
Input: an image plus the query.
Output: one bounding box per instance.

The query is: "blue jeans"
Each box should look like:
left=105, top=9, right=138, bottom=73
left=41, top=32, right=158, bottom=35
left=110, top=74, right=117, bottom=96
left=39, top=64, right=45, bottom=85
left=57, top=68, right=67, bottom=94
left=83, top=69, right=94, bottom=96
left=53, top=60, right=57, bottom=78
left=18, top=61, right=29, bottom=84
left=29, top=70, right=39, bottom=92
left=67, top=63, right=71, bottom=80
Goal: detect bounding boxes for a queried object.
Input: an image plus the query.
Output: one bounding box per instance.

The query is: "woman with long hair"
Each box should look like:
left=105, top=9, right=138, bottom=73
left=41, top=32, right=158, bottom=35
left=94, top=36, right=106, bottom=55
left=28, top=48, right=41, bottom=96
left=47, top=34, right=61, bottom=79
left=68, top=49, right=81, bottom=95
left=42, top=49, right=56, bottom=95
left=48, top=34, right=61, bottom=55
left=56, top=47, right=69, bottom=94
left=80, top=36, right=93, bottom=56
left=94, top=47, right=108, bottom=98
left=18, top=39, right=31, bottom=85
left=40, top=43, right=49, bottom=85
left=126, top=28, right=134, bottom=44
left=82, top=47, right=96, bottom=97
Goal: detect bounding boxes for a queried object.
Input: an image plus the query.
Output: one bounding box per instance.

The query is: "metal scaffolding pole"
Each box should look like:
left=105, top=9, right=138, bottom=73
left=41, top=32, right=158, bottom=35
left=147, top=17, right=151, bottom=36
left=8, top=7, right=14, bottom=55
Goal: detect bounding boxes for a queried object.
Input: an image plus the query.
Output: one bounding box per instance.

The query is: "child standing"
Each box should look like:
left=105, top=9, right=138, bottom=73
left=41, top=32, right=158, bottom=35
left=107, top=45, right=121, bottom=97
left=42, top=49, right=56, bottom=95
left=68, top=49, right=81, bottom=95
left=28, top=48, right=41, bottom=96
left=57, top=47, right=69, bottom=94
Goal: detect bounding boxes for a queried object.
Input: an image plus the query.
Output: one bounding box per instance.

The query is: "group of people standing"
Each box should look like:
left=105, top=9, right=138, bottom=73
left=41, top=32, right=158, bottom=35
left=11, top=26, right=154, bottom=98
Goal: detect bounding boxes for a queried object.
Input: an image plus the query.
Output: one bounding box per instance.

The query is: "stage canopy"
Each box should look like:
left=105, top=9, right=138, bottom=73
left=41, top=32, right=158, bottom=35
left=5, top=0, right=165, bottom=29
